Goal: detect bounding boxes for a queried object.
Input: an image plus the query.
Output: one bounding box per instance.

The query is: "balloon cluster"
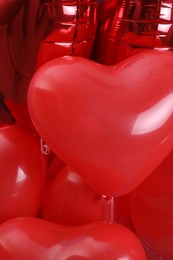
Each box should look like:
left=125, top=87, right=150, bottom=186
left=0, top=0, right=173, bottom=259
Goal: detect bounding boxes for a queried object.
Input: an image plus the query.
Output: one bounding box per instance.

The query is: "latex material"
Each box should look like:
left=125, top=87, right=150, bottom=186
left=28, top=50, right=173, bottom=196
left=0, top=125, right=45, bottom=223
left=128, top=150, right=173, bottom=258
left=93, top=0, right=173, bottom=65
left=0, top=217, right=146, bottom=260
left=36, top=0, right=98, bottom=68
left=0, top=0, right=25, bottom=25
left=47, top=156, right=64, bottom=181
left=42, top=166, right=105, bottom=226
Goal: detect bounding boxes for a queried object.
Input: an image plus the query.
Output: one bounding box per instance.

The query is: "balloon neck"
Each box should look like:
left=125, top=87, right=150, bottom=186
left=101, top=195, right=115, bottom=224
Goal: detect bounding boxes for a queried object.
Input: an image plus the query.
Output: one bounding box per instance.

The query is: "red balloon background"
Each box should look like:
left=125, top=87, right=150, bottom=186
left=0, top=0, right=98, bottom=103
left=93, top=0, right=173, bottom=65
left=0, top=0, right=47, bottom=102
left=0, top=0, right=25, bottom=25
left=127, top=150, right=173, bottom=258
left=28, top=50, right=173, bottom=197
left=36, top=0, right=98, bottom=68
left=1, top=0, right=173, bottom=259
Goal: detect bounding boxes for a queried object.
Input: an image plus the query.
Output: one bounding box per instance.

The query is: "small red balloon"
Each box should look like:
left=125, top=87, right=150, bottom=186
left=0, top=217, right=146, bottom=259
left=28, top=50, right=173, bottom=196
left=42, top=166, right=105, bottom=226
left=0, top=125, right=45, bottom=223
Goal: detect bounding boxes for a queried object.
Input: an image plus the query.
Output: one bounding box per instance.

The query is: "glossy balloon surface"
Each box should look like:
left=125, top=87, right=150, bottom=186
left=93, top=0, right=173, bottom=65
left=0, top=217, right=146, bottom=260
left=47, top=156, right=65, bottom=181
left=0, top=125, right=45, bottom=223
left=93, top=0, right=122, bottom=64
left=42, top=166, right=105, bottom=225
left=128, top=151, right=173, bottom=257
left=28, top=51, right=173, bottom=196
left=36, top=0, right=98, bottom=68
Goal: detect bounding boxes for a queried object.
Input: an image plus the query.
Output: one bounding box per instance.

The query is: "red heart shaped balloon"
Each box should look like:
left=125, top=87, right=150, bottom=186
left=0, top=217, right=146, bottom=259
left=28, top=50, right=173, bottom=196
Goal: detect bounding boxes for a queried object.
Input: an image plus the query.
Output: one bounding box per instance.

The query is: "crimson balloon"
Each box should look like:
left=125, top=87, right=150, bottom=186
left=0, top=0, right=98, bottom=103
left=0, top=0, right=52, bottom=103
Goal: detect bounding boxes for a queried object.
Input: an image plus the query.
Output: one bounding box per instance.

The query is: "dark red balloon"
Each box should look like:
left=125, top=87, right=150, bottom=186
left=42, top=166, right=106, bottom=225
left=0, top=0, right=98, bottom=103
left=36, top=0, right=98, bottom=68
left=0, top=125, right=45, bottom=223
left=92, top=0, right=122, bottom=64
left=93, top=0, right=173, bottom=65
left=0, top=0, right=25, bottom=25
left=127, top=151, right=173, bottom=258
left=0, top=217, right=146, bottom=259
left=28, top=50, right=173, bottom=196
left=0, top=0, right=52, bottom=103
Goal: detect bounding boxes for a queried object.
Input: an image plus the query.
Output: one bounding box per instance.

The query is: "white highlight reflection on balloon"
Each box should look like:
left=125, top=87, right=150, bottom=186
left=132, top=93, right=173, bottom=135
left=16, top=167, right=27, bottom=184
left=119, top=257, right=131, bottom=260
